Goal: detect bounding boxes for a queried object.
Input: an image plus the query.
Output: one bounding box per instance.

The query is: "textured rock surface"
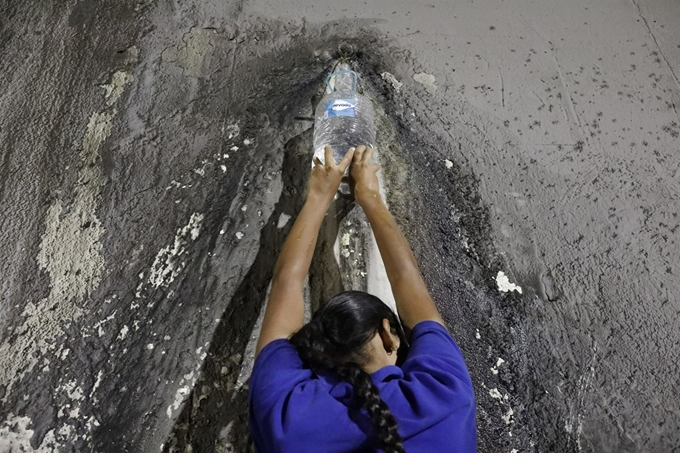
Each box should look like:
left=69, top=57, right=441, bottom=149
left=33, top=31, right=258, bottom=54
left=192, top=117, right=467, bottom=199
left=1, top=1, right=679, bottom=452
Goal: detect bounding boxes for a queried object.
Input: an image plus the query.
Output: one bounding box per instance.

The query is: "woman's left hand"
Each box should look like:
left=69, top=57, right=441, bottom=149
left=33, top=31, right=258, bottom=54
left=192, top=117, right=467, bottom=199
left=307, top=145, right=355, bottom=203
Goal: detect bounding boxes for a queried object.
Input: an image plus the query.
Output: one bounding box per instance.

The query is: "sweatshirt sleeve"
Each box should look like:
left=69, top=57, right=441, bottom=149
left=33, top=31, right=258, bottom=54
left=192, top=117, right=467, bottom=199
left=249, top=339, right=311, bottom=414
left=390, top=321, right=476, bottom=422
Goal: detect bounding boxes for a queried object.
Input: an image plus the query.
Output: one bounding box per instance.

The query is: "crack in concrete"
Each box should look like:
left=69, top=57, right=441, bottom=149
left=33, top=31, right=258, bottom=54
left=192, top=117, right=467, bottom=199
left=630, top=0, right=680, bottom=119
left=498, top=66, right=505, bottom=108
left=548, top=43, right=584, bottom=134
left=168, top=27, right=217, bottom=78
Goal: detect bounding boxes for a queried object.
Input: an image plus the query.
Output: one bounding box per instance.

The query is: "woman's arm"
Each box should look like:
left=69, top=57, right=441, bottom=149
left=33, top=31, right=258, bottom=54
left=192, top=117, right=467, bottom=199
left=255, top=146, right=355, bottom=355
left=350, top=146, right=444, bottom=330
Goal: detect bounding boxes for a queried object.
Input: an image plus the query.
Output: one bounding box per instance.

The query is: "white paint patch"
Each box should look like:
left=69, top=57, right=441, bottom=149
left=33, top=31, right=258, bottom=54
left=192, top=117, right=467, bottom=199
left=220, top=165, right=227, bottom=172
left=0, top=415, right=59, bottom=452
left=491, top=357, right=506, bottom=375
left=475, top=329, right=481, bottom=339
left=226, top=124, right=239, bottom=139
left=62, top=380, right=84, bottom=401
left=190, top=220, right=201, bottom=240
left=502, top=407, right=514, bottom=425
left=413, top=72, right=437, bottom=91
left=101, top=70, right=134, bottom=106
left=0, top=415, right=32, bottom=450
left=58, top=424, right=73, bottom=438
left=0, top=66, right=134, bottom=397
left=341, top=233, right=350, bottom=246
left=444, top=159, right=454, bottom=169
left=496, top=271, right=523, bottom=294
left=167, top=386, right=190, bottom=418
left=489, top=388, right=504, bottom=400
left=277, top=213, right=291, bottom=229
left=90, top=370, right=104, bottom=399
left=0, top=103, right=120, bottom=398
left=166, top=370, right=198, bottom=419
left=235, top=232, right=244, bottom=240
left=148, top=213, right=204, bottom=288
left=92, top=311, right=117, bottom=338
left=85, top=415, right=100, bottom=432
left=117, top=325, right=129, bottom=340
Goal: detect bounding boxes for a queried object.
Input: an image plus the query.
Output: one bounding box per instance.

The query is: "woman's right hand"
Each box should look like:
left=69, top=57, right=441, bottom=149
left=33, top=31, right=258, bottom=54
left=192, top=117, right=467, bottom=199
left=349, top=145, right=382, bottom=205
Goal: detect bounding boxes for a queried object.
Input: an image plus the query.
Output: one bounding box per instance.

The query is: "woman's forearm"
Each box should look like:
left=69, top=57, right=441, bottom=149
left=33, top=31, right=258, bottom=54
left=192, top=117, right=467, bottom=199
left=272, top=194, right=331, bottom=283
left=360, top=196, right=443, bottom=328
left=256, top=195, right=329, bottom=353
left=256, top=147, right=354, bottom=354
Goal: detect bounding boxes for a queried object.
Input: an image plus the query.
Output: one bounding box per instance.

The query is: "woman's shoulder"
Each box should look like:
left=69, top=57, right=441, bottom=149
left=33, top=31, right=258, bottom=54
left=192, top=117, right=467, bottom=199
left=392, top=320, right=475, bottom=403
left=249, top=339, right=311, bottom=404
left=406, top=320, right=465, bottom=360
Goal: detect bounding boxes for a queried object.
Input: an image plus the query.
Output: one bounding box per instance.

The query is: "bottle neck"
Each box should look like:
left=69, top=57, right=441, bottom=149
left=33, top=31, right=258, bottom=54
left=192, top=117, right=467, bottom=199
left=332, top=73, right=355, bottom=92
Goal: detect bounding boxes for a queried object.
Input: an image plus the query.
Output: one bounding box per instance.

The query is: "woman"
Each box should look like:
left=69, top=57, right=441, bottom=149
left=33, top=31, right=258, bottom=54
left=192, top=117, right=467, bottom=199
left=249, top=145, right=476, bottom=452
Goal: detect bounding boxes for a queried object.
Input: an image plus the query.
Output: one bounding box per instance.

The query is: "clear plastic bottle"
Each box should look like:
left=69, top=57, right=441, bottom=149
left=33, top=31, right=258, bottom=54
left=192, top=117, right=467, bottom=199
left=313, top=63, right=376, bottom=195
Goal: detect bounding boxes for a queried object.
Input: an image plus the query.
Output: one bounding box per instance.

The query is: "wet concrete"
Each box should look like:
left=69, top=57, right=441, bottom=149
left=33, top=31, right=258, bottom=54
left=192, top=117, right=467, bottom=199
left=1, top=1, right=679, bottom=452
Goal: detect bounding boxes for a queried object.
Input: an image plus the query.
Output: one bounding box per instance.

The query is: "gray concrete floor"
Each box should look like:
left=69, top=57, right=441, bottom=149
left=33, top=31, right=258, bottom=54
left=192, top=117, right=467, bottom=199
left=1, top=0, right=678, bottom=452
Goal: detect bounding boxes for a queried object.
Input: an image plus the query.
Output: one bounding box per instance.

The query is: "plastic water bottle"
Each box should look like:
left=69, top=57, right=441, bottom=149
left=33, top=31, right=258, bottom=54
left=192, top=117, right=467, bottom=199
left=313, top=63, right=376, bottom=195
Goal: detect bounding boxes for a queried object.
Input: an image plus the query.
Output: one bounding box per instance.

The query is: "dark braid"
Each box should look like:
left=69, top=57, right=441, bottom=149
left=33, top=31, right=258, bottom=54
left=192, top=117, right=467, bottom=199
left=291, top=320, right=336, bottom=371
left=335, top=363, right=406, bottom=453
left=291, top=317, right=407, bottom=453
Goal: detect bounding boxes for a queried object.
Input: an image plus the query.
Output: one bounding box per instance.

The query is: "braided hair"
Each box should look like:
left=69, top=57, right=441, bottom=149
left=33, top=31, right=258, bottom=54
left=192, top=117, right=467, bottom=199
left=289, top=291, right=408, bottom=453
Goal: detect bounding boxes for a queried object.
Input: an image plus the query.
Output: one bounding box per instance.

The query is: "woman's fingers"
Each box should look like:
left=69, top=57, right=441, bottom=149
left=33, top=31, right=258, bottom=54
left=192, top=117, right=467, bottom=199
left=324, top=145, right=334, bottom=167
left=362, top=147, right=374, bottom=164
left=313, top=156, right=323, bottom=167
left=320, top=144, right=373, bottom=171
left=353, top=145, right=366, bottom=164
left=338, top=147, right=355, bottom=173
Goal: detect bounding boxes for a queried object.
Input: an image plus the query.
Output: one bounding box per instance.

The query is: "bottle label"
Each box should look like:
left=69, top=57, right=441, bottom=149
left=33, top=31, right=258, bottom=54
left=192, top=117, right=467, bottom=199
left=325, top=99, right=356, bottom=118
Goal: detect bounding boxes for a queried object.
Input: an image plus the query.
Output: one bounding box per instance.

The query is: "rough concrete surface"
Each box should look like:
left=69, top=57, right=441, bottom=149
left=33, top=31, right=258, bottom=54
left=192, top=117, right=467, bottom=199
left=0, top=0, right=678, bottom=452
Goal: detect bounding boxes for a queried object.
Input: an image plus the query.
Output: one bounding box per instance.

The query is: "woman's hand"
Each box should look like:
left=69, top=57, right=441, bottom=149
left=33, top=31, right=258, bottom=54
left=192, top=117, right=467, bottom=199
left=307, top=145, right=355, bottom=204
left=349, top=145, right=381, bottom=206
